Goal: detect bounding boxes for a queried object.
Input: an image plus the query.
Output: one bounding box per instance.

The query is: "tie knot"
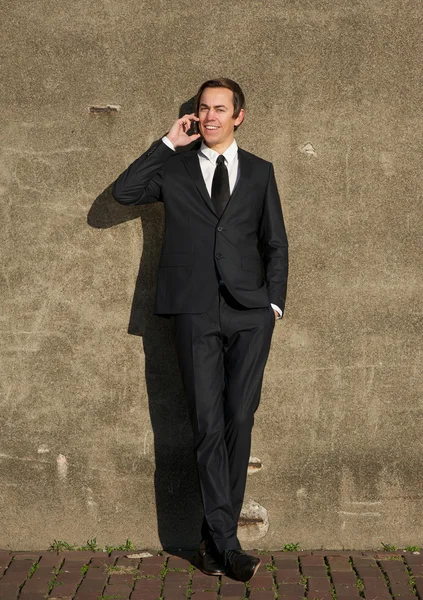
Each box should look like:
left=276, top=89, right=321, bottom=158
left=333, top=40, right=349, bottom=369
left=216, top=155, right=225, bottom=166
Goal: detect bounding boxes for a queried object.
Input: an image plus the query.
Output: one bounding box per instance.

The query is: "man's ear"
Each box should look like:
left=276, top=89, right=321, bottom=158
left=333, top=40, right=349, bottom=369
left=234, top=108, right=245, bottom=128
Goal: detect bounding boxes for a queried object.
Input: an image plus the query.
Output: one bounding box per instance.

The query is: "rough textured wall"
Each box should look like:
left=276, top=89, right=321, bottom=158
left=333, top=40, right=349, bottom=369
left=1, top=0, right=422, bottom=550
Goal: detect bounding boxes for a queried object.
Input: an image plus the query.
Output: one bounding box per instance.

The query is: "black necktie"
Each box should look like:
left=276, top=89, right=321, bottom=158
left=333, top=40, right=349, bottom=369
left=211, top=155, right=230, bottom=217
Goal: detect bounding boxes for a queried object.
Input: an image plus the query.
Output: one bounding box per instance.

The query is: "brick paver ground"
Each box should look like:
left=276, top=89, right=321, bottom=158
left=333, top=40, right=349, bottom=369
left=0, top=548, right=422, bottom=600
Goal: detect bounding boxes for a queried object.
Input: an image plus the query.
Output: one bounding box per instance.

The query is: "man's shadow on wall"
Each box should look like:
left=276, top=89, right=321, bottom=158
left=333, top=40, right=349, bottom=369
left=87, top=98, right=204, bottom=552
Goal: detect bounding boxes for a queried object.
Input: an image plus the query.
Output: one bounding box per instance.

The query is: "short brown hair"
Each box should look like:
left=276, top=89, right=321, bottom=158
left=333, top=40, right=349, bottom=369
left=194, top=78, right=245, bottom=130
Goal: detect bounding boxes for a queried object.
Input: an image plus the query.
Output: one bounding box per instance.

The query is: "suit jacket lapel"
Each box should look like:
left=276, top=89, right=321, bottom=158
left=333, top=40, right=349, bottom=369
left=181, top=150, right=217, bottom=217
left=228, top=148, right=253, bottom=204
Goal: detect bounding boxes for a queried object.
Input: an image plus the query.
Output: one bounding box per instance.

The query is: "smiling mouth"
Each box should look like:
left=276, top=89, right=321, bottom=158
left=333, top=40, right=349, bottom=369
left=204, top=125, right=219, bottom=130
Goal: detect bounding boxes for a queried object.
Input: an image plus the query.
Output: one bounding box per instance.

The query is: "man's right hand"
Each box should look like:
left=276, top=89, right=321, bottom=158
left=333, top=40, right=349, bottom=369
left=167, top=113, right=201, bottom=148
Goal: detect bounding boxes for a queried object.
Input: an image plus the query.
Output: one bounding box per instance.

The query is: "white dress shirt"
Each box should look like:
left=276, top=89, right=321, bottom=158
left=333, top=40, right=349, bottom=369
left=197, top=139, right=240, bottom=196
left=162, top=136, right=282, bottom=318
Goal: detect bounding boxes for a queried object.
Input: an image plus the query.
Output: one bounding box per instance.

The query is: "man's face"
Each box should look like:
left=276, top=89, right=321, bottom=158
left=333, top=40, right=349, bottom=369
left=198, top=87, right=244, bottom=150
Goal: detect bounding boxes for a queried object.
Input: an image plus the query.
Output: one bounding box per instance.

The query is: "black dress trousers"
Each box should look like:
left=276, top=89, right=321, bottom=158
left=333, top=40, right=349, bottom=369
left=171, top=284, right=275, bottom=554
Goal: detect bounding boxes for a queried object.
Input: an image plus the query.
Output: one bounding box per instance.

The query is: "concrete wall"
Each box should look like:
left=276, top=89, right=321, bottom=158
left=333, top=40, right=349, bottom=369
left=1, top=0, right=422, bottom=550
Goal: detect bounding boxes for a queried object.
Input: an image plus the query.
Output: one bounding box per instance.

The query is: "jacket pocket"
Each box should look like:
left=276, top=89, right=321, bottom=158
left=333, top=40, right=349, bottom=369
left=159, top=252, right=193, bottom=267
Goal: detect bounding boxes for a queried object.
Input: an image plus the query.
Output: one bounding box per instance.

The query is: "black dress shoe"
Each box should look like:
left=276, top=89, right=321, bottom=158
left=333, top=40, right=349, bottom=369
left=223, top=549, right=261, bottom=582
left=198, top=540, right=226, bottom=576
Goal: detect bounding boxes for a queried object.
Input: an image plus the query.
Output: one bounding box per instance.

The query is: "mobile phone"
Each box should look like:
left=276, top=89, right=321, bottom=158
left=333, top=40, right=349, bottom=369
left=189, top=119, right=200, bottom=136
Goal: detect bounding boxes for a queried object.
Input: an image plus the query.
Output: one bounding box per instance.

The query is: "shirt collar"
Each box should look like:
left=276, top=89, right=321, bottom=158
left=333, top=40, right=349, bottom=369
left=199, top=139, right=238, bottom=165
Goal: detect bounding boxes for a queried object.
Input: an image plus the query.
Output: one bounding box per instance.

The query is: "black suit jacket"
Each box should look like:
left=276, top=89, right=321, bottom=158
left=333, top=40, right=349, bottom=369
left=112, top=139, right=288, bottom=316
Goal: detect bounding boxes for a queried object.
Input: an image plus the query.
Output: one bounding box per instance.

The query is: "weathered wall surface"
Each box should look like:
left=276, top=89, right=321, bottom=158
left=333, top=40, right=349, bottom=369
left=1, top=0, right=422, bottom=550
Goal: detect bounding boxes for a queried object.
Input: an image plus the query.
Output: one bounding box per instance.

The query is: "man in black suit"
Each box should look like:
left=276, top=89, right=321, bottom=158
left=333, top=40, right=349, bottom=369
left=112, top=78, right=288, bottom=581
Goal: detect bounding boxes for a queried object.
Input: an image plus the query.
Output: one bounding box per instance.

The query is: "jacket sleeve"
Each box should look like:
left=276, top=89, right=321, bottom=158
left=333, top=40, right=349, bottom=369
left=258, top=163, right=289, bottom=313
left=111, top=139, right=175, bottom=205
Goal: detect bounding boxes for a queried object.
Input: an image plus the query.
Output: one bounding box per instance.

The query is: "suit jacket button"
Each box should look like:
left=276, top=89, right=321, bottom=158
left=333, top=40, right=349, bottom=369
left=217, top=226, right=223, bottom=232
left=215, top=254, right=222, bottom=260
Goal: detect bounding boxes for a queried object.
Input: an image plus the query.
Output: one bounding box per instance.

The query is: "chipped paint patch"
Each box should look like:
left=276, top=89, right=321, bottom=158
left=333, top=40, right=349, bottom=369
left=299, top=142, right=317, bottom=157
left=238, top=499, right=269, bottom=541
left=56, top=454, right=68, bottom=480
left=248, top=456, right=262, bottom=474
left=37, top=444, right=50, bottom=454
left=88, top=104, right=121, bottom=113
